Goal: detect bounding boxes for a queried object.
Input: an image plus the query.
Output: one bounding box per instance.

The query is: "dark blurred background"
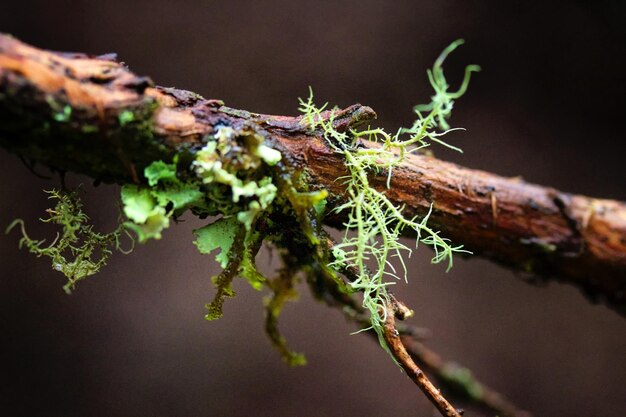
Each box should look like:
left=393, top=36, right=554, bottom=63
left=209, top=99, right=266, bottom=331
left=1, top=1, right=625, bottom=416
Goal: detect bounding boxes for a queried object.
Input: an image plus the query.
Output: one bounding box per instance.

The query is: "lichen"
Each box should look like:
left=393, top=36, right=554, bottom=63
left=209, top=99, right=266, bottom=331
left=116, top=123, right=286, bottom=332
left=10, top=40, right=478, bottom=368
left=6, top=189, right=132, bottom=293
left=121, top=159, right=204, bottom=242
left=264, top=256, right=307, bottom=366
left=191, top=126, right=279, bottom=230
left=297, top=39, right=478, bottom=345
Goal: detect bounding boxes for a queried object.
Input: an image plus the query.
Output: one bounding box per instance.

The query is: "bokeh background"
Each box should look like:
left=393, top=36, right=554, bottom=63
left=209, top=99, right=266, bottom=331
left=1, top=1, right=625, bottom=416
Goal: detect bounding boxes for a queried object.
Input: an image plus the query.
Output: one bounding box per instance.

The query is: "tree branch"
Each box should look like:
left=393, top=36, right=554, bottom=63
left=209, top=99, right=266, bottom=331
left=1, top=33, right=625, bottom=315
left=382, top=298, right=463, bottom=417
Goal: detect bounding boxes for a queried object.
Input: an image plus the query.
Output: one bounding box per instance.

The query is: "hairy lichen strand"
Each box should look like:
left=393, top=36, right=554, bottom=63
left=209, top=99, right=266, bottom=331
left=297, top=39, right=477, bottom=346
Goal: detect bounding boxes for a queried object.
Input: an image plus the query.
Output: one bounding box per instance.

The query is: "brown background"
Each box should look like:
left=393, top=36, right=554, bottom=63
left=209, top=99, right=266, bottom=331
left=1, top=1, right=625, bottom=416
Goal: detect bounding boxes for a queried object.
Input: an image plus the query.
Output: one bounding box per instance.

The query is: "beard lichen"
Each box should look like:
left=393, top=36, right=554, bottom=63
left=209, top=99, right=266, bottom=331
left=8, top=40, right=478, bottom=367
left=297, top=39, right=478, bottom=345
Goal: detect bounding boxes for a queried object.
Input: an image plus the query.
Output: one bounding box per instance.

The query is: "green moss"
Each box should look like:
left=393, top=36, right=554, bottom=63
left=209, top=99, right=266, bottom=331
left=46, top=95, right=72, bottom=123
left=53, top=105, right=72, bottom=123
left=80, top=124, right=99, bottom=134
left=0, top=89, right=165, bottom=184
left=441, top=364, right=485, bottom=401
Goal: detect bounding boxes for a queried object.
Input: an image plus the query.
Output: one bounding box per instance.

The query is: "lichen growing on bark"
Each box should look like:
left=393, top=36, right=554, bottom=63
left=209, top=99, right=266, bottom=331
left=8, top=40, right=478, bottom=366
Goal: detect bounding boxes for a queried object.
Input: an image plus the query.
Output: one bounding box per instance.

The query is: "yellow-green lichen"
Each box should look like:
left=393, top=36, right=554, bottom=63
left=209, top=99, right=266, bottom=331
left=121, top=160, right=204, bottom=242
left=194, top=216, right=241, bottom=269
left=297, top=39, right=478, bottom=346
left=192, top=126, right=278, bottom=230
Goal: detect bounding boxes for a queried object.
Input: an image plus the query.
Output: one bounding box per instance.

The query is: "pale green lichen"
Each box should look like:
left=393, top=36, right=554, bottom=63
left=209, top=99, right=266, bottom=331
left=255, top=143, right=282, bottom=166
left=121, top=160, right=203, bottom=242
left=121, top=125, right=281, bottom=285
left=192, top=126, right=278, bottom=230
left=117, top=125, right=281, bottom=322
left=194, top=216, right=240, bottom=269
left=298, top=39, right=478, bottom=344
left=264, top=260, right=307, bottom=366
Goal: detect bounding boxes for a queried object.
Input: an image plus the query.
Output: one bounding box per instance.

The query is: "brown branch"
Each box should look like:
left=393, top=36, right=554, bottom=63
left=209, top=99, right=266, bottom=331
left=382, top=298, right=463, bottom=417
left=399, top=333, right=529, bottom=417
left=1, top=34, right=625, bottom=315
left=382, top=296, right=529, bottom=416
left=369, top=313, right=527, bottom=416
left=310, top=239, right=528, bottom=416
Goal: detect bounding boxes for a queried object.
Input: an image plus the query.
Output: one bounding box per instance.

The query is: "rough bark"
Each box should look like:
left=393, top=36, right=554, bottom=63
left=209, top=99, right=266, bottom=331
left=1, top=34, right=625, bottom=314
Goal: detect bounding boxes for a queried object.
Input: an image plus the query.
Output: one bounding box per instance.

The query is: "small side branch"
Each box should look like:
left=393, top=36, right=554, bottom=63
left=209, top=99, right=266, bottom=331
left=306, top=259, right=529, bottom=416
left=399, top=335, right=529, bottom=417
left=382, top=298, right=463, bottom=417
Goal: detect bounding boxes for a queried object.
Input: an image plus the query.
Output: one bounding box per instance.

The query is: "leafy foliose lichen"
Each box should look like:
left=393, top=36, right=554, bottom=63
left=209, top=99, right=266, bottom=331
left=297, top=39, right=478, bottom=345
left=191, top=126, right=279, bottom=230
left=121, top=158, right=204, bottom=242
left=119, top=124, right=285, bottom=327
left=194, top=216, right=240, bottom=269
left=189, top=127, right=282, bottom=320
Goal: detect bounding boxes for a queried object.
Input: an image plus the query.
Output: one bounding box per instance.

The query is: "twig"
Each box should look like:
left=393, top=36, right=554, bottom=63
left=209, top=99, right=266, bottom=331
left=399, top=335, right=530, bottom=417
left=347, top=305, right=528, bottom=416
left=382, top=297, right=463, bottom=417
left=311, top=237, right=528, bottom=416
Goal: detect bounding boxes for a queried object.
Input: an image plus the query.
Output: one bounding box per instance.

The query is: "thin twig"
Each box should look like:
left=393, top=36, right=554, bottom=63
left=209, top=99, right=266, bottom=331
left=399, top=335, right=530, bottom=417
left=381, top=298, right=463, bottom=417
left=312, top=237, right=528, bottom=416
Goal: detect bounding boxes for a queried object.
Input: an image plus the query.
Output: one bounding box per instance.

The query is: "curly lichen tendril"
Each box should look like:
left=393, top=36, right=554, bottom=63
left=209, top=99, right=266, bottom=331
left=6, top=189, right=132, bottom=293
left=298, top=39, right=478, bottom=345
